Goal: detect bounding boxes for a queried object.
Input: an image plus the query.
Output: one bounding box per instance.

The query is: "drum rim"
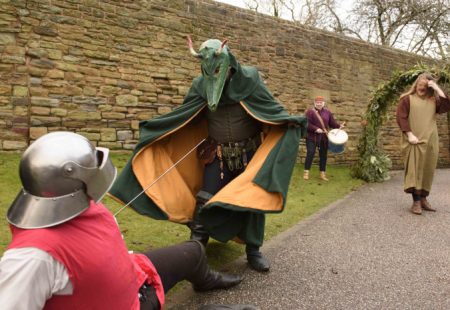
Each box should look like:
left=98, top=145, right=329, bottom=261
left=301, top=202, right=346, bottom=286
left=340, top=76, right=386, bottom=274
left=328, top=129, right=348, bottom=145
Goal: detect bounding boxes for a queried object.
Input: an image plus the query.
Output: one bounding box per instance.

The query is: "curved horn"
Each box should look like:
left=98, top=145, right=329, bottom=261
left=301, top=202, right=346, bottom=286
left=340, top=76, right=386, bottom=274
left=215, top=39, right=228, bottom=56
left=187, top=36, right=202, bottom=58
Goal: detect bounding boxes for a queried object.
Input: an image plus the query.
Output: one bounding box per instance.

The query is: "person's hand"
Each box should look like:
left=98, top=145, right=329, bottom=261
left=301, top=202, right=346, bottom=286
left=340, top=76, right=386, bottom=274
left=407, top=132, right=419, bottom=144
left=427, top=80, right=439, bottom=91
left=339, top=121, right=346, bottom=129
left=316, top=128, right=324, bottom=134
left=428, top=79, right=445, bottom=97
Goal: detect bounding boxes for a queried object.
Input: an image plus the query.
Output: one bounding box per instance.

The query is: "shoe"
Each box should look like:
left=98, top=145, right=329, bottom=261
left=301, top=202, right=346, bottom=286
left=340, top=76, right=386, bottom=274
left=193, top=271, right=243, bottom=292
left=303, top=170, right=309, bottom=180
left=319, top=171, right=329, bottom=181
left=420, top=198, right=436, bottom=212
left=246, top=251, right=270, bottom=272
left=411, top=201, right=422, bottom=215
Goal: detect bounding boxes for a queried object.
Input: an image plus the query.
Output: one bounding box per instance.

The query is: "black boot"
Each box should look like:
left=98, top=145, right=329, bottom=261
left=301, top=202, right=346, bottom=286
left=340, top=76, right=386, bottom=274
left=246, top=245, right=270, bottom=272
left=188, top=191, right=212, bottom=247
left=188, top=241, right=243, bottom=292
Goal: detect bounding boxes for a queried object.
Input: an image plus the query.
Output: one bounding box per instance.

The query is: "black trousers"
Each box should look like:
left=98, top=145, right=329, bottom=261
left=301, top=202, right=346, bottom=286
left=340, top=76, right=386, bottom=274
left=140, top=241, right=204, bottom=309
left=304, top=138, right=328, bottom=171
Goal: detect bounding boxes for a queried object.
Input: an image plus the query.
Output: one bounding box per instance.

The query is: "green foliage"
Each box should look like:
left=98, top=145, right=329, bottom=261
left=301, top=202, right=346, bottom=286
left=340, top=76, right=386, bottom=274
left=352, top=63, right=450, bottom=182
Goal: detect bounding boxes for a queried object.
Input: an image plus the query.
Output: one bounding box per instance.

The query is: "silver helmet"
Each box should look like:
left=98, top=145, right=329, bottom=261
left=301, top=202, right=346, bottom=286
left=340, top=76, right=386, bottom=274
left=7, top=132, right=117, bottom=229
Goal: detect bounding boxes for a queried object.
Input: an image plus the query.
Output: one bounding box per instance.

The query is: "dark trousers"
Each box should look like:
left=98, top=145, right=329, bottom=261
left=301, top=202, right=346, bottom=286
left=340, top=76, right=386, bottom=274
left=304, top=138, right=328, bottom=171
left=200, top=149, right=265, bottom=248
left=140, top=241, right=204, bottom=309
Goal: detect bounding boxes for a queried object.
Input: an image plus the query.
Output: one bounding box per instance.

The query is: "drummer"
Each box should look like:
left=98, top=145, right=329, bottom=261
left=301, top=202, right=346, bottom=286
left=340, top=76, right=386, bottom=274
left=303, top=96, right=345, bottom=181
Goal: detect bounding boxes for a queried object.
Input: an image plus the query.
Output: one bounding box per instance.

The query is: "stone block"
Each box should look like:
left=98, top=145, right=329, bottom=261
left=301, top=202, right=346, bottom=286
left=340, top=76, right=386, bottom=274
left=83, top=86, right=97, bottom=96
left=65, top=72, right=84, bottom=81
left=100, top=69, right=121, bottom=79
left=30, top=58, right=55, bottom=69
left=131, top=120, right=140, bottom=130
left=30, top=77, right=42, bottom=85
left=31, top=106, right=51, bottom=115
left=73, top=96, right=107, bottom=105
left=136, top=83, right=157, bottom=92
left=99, top=86, right=118, bottom=96
left=117, top=130, right=133, bottom=141
left=123, top=142, right=137, bottom=150
left=112, top=106, right=127, bottom=112
left=67, top=111, right=101, bottom=120
left=130, top=89, right=143, bottom=96
left=4, top=45, right=25, bottom=55
left=157, top=106, right=172, bottom=114
left=157, top=94, right=172, bottom=104
left=1, top=54, right=25, bottom=64
left=29, top=127, right=48, bottom=139
left=0, top=85, right=11, bottom=95
left=28, top=67, right=48, bottom=77
left=50, top=108, right=67, bottom=117
left=98, top=104, right=113, bottom=112
left=100, top=128, right=116, bottom=141
left=116, top=94, right=138, bottom=107
left=11, top=97, right=29, bottom=106
left=13, top=86, right=28, bottom=97
left=137, top=112, right=155, bottom=120
left=33, top=26, right=58, bottom=37
left=29, top=87, right=49, bottom=97
left=31, top=97, right=60, bottom=107
left=102, top=112, right=126, bottom=119
left=47, top=69, right=65, bottom=79
left=98, top=141, right=122, bottom=149
left=0, top=33, right=15, bottom=45
left=3, top=140, right=28, bottom=150
left=56, top=62, right=78, bottom=72
left=48, top=49, right=62, bottom=60
left=31, top=116, right=61, bottom=126
left=78, top=132, right=101, bottom=141
left=64, top=85, right=83, bottom=96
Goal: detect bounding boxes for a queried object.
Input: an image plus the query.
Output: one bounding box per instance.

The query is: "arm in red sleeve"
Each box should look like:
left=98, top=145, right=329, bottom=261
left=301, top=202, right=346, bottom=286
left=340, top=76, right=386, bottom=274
left=396, top=96, right=411, bottom=133
left=436, top=95, right=450, bottom=114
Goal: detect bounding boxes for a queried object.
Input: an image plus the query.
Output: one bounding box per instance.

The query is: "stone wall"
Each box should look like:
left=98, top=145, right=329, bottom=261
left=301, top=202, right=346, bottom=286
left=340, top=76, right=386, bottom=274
left=1, top=0, right=448, bottom=168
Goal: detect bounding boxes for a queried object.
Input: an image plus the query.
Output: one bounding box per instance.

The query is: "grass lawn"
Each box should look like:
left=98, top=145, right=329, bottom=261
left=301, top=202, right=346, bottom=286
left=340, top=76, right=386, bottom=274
left=0, top=152, right=364, bottom=269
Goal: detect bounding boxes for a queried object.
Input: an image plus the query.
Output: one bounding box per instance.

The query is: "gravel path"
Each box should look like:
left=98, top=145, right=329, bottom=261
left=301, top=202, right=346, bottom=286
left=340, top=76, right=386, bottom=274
left=166, top=169, right=450, bottom=310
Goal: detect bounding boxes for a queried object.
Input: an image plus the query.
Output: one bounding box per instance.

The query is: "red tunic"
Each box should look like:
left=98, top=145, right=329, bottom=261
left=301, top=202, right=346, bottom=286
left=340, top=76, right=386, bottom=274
left=8, top=201, right=164, bottom=309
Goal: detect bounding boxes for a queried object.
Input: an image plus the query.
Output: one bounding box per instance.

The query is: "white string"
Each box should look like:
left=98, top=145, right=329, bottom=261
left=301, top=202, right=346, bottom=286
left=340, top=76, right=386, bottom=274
left=114, top=138, right=206, bottom=217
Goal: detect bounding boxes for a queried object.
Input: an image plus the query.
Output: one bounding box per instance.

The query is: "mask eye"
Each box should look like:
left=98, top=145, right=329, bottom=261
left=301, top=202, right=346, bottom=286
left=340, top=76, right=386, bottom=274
left=214, top=67, right=220, bottom=75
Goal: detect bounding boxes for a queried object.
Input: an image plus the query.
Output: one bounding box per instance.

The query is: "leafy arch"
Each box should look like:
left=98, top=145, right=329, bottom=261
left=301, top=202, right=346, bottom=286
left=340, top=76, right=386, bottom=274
left=352, top=63, right=450, bottom=182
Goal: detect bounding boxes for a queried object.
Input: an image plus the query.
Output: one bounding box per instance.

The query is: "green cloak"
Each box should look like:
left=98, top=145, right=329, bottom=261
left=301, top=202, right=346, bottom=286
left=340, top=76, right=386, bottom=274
left=109, top=62, right=307, bottom=245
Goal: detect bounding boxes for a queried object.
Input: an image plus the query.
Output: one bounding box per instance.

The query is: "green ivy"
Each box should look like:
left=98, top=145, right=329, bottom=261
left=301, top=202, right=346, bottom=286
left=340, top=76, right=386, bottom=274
left=352, top=63, right=450, bottom=182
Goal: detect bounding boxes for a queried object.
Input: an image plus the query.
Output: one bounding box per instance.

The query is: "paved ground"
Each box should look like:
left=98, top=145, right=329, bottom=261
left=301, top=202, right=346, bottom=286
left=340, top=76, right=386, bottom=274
left=166, top=169, right=450, bottom=310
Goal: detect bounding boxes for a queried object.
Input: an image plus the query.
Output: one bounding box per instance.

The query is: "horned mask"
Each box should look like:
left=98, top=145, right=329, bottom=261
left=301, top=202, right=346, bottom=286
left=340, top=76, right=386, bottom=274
left=188, top=36, right=230, bottom=112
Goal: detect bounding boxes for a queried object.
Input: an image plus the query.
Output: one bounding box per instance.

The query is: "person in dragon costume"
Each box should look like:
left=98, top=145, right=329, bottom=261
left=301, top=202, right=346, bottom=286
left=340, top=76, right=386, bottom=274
left=109, top=37, right=307, bottom=272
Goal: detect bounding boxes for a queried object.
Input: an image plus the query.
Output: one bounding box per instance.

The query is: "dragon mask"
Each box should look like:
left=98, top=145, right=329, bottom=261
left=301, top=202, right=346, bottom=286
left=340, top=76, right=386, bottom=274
left=188, top=37, right=231, bottom=112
